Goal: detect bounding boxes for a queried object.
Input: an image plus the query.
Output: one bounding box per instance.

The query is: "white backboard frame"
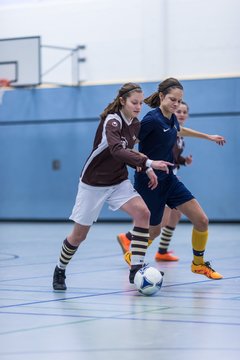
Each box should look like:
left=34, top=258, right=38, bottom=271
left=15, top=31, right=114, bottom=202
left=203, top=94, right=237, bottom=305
left=0, top=36, right=41, bottom=87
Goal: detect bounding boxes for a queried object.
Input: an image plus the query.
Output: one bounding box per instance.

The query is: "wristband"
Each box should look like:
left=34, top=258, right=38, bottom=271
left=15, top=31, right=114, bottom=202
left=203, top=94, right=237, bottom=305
left=145, top=159, right=153, bottom=168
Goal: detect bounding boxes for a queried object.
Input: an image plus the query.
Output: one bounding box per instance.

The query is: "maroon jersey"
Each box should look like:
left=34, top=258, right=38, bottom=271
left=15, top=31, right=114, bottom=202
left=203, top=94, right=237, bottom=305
left=172, top=136, right=186, bottom=169
left=81, top=112, right=149, bottom=186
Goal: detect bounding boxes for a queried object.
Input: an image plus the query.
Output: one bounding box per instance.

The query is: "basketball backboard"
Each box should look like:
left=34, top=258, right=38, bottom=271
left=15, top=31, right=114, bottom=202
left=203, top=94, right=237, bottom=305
left=0, top=36, right=41, bottom=87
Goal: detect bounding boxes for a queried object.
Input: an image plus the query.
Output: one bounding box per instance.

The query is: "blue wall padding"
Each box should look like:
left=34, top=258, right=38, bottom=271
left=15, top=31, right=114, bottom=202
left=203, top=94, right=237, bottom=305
left=0, top=78, right=239, bottom=221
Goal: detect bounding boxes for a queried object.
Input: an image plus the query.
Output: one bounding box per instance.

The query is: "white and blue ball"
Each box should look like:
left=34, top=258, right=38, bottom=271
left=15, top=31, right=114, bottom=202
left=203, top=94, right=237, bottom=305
left=134, top=266, right=163, bottom=296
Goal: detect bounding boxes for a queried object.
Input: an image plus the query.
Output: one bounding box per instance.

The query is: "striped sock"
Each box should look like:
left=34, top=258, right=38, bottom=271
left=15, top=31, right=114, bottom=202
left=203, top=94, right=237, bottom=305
left=158, top=226, right=175, bottom=254
left=130, top=226, right=149, bottom=266
left=128, top=231, right=152, bottom=247
left=192, top=228, right=208, bottom=265
left=57, top=238, right=78, bottom=270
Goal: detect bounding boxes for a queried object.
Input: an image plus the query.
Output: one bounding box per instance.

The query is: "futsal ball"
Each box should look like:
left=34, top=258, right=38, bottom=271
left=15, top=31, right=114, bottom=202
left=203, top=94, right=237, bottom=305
left=134, top=266, right=163, bottom=296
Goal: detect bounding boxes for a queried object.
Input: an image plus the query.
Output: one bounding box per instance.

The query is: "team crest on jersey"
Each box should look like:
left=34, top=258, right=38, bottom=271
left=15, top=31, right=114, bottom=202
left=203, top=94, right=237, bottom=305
left=111, top=121, right=118, bottom=127
left=132, top=135, right=136, bottom=141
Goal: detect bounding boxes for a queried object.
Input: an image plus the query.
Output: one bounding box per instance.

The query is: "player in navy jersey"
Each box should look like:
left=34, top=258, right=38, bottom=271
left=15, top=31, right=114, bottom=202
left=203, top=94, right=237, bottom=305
left=117, top=101, right=191, bottom=259
left=154, top=101, right=192, bottom=261
left=52, top=83, right=172, bottom=290
left=117, top=78, right=226, bottom=280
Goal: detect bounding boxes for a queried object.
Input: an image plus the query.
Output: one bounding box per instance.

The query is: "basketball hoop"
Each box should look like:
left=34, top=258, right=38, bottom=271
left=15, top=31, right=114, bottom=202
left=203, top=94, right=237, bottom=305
left=0, top=78, right=10, bottom=87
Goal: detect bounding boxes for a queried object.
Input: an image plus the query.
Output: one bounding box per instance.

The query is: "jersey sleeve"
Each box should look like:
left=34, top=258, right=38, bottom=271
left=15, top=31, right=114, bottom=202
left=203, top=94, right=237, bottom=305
left=105, top=118, right=149, bottom=169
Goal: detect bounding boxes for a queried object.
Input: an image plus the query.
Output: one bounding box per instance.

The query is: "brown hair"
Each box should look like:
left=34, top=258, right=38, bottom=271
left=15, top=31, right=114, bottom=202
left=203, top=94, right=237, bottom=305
left=144, top=77, right=183, bottom=108
left=100, top=82, right=143, bottom=120
left=180, top=100, right=189, bottom=112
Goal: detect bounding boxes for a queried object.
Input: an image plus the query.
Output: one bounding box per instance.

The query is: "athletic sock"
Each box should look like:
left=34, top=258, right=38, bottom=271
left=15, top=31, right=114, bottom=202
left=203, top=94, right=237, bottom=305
left=130, top=226, right=149, bottom=266
left=192, top=228, right=208, bottom=265
left=128, top=231, right=152, bottom=246
left=57, top=238, right=78, bottom=270
left=158, top=226, right=175, bottom=254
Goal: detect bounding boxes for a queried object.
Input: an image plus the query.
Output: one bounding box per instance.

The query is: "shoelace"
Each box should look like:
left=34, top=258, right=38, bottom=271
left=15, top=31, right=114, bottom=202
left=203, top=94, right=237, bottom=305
left=204, top=261, right=216, bottom=272
left=141, top=263, right=149, bottom=271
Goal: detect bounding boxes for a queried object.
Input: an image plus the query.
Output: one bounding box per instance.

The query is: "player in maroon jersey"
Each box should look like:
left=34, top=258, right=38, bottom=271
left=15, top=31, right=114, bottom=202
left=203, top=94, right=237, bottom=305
left=53, top=82, right=172, bottom=290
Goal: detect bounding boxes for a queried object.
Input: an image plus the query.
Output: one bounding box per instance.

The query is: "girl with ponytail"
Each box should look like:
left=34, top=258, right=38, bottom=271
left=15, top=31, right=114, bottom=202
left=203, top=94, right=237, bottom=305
left=53, top=82, right=172, bottom=290
left=117, top=77, right=226, bottom=281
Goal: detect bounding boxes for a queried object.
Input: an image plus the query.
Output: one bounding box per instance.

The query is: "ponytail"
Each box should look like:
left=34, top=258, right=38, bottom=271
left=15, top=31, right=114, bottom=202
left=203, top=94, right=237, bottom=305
left=144, top=92, right=160, bottom=108
left=144, top=77, right=183, bottom=108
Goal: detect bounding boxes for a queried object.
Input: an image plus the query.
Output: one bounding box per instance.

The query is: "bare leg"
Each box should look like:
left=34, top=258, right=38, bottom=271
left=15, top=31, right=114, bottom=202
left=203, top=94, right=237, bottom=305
left=67, top=223, right=91, bottom=247
left=120, top=196, right=150, bottom=228
left=149, top=224, right=161, bottom=240
left=166, top=208, right=182, bottom=228
left=177, top=199, right=208, bottom=231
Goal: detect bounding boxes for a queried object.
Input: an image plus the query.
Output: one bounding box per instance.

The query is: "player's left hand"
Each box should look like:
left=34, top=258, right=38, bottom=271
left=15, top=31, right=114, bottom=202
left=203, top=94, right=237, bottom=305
left=185, top=154, right=193, bottom=165
left=209, top=135, right=226, bottom=145
left=146, top=168, right=158, bottom=190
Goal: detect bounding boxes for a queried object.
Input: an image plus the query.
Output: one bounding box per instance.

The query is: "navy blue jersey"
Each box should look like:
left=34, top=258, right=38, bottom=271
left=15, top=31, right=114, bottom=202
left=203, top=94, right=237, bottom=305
left=138, top=107, right=180, bottom=180
left=134, top=107, right=193, bottom=226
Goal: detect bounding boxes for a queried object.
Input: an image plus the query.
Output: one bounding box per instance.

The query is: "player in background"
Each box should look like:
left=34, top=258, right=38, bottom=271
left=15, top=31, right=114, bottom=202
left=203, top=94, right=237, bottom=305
left=117, top=78, right=226, bottom=280
left=52, top=83, right=172, bottom=290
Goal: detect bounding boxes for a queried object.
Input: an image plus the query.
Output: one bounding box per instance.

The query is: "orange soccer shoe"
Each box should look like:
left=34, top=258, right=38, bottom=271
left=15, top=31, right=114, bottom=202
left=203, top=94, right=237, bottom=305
left=191, top=261, right=223, bottom=279
left=155, top=251, right=179, bottom=262
left=117, top=233, right=131, bottom=254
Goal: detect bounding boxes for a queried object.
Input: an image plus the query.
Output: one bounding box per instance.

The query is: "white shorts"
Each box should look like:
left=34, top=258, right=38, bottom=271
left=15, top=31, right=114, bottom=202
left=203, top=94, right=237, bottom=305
left=69, top=179, right=140, bottom=226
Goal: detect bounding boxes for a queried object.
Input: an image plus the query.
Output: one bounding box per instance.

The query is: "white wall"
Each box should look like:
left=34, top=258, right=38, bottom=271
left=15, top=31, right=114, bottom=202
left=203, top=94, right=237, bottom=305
left=0, top=0, right=239, bottom=85
left=166, top=0, right=240, bottom=78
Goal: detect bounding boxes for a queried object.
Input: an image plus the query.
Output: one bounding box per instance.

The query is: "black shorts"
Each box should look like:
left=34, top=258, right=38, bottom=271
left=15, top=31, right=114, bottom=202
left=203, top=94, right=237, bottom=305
left=134, top=173, right=194, bottom=226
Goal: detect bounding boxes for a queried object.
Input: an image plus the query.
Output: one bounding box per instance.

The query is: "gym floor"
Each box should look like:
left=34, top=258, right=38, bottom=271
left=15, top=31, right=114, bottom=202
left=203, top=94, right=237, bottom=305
left=0, top=221, right=239, bottom=360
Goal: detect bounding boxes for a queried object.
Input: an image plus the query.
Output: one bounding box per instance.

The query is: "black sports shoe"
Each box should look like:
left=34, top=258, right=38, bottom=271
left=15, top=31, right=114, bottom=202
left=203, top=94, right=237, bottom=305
left=53, top=266, right=67, bottom=290
left=129, top=264, right=143, bottom=284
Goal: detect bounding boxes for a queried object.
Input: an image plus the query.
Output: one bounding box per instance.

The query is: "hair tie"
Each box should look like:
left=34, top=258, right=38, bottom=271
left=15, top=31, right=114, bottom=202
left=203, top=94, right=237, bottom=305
left=120, top=87, right=142, bottom=97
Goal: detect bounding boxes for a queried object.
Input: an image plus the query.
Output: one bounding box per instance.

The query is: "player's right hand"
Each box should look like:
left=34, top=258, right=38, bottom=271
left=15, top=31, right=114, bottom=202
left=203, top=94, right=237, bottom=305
left=151, top=160, right=174, bottom=174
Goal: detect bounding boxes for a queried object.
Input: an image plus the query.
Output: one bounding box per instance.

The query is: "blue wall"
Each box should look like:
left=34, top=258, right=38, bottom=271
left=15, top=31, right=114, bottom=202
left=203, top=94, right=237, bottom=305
left=0, top=78, right=239, bottom=221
